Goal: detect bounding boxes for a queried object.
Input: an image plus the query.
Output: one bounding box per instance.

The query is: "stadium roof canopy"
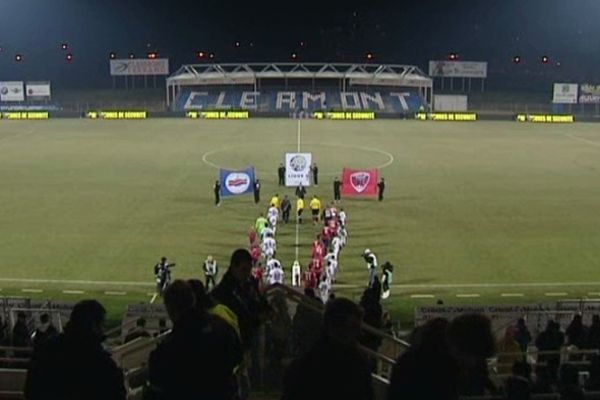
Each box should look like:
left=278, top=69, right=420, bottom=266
left=167, top=62, right=432, bottom=87
left=166, top=62, right=433, bottom=106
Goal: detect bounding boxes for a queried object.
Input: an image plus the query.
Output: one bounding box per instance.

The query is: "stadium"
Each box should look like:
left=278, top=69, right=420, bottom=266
left=1, top=1, right=600, bottom=399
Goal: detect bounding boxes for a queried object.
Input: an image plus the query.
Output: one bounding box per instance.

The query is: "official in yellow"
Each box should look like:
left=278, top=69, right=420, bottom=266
left=296, top=197, right=305, bottom=224
left=309, top=195, right=322, bottom=224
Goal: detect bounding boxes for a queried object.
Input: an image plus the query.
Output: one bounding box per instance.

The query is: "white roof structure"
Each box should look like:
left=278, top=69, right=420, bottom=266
left=167, top=62, right=431, bottom=87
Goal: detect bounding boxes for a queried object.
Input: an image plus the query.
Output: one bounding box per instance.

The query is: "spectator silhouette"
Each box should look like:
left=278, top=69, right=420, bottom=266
left=388, top=318, right=458, bottom=400
left=12, top=311, right=31, bottom=348
left=514, top=318, right=532, bottom=353
left=536, top=320, right=564, bottom=382
left=497, top=326, right=522, bottom=374
left=124, top=317, right=151, bottom=343
left=291, top=288, right=323, bottom=357
left=531, top=365, right=555, bottom=394
left=446, top=314, right=497, bottom=397
left=211, top=248, right=268, bottom=350
left=147, top=280, right=240, bottom=400
left=558, top=363, right=584, bottom=400
left=359, top=286, right=383, bottom=372
left=283, top=298, right=374, bottom=400
left=586, top=355, right=600, bottom=391
left=25, top=300, right=126, bottom=400
left=505, top=361, right=532, bottom=400
left=31, top=313, right=58, bottom=348
left=565, top=314, right=587, bottom=349
left=587, top=315, right=600, bottom=350
left=266, top=292, right=292, bottom=387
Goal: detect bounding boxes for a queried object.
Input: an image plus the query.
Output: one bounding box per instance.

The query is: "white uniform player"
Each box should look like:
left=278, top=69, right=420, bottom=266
left=262, top=237, right=277, bottom=258
left=338, top=227, right=348, bottom=248
left=268, top=264, right=284, bottom=285
left=267, top=206, right=279, bottom=234
left=324, top=253, right=338, bottom=283
left=292, top=260, right=301, bottom=287
left=339, top=209, right=347, bottom=227
left=266, top=257, right=281, bottom=274
left=261, top=226, right=275, bottom=241
left=331, top=236, right=342, bottom=258
left=318, top=275, right=332, bottom=303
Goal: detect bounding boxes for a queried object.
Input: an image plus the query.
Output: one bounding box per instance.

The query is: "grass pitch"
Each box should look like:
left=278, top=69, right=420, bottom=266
left=1, top=119, right=600, bottom=324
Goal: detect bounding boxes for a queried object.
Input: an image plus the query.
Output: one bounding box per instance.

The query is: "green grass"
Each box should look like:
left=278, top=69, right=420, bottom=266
left=1, top=119, right=600, bottom=326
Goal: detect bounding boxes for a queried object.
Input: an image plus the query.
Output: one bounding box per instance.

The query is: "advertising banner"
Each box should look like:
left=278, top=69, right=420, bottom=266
left=552, top=83, right=578, bottom=104
left=285, top=153, right=312, bottom=187
left=0, top=82, right=25, bottom=102
left=219, top=167, right=256, bottom=197
left=26, top=82, right=51, bottom=98
left=110, top=59, right=169, bottom=76
left=428, top=61, right=488, bottom=78
left=579, top=84, right=600, bottom=104
left=341, top=168, right=379, bottom=197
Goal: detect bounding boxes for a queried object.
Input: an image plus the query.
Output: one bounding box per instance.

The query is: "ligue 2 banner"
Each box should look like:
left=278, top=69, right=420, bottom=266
left=428, top=61, right=488, bottom=78
left=0, top=81, right=25, bottom=102
left=219, top=167, right=256, bottom=197
left=552, top=83, right=578, bottom=104
left=26, top=82, right=51, bottom=99
left=285, top=153, right=312, bottom=187
left=342, top=168, right=379, bottom=197
left=110, top=59, right=169, bottom=76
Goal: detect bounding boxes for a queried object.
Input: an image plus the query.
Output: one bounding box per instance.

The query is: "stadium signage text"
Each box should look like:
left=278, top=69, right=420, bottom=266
left=187, top=111, right=250, bottom=119
left=313, top=112, right=375, bottom=120
left=516, top=114, right=574, bottom=123
left=87, top=111, right=148, bottom=120
left=416, top=112, right=477, bottom=121
left=0, top=111, right=49, bottom=120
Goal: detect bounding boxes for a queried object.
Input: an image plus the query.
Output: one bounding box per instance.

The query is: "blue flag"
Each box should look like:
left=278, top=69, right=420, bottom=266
left=219, top=167, right=256, bottom=197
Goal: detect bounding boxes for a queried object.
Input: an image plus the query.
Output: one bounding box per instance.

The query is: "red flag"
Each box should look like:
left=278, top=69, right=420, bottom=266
left=341, top=168, right=379, bottom=197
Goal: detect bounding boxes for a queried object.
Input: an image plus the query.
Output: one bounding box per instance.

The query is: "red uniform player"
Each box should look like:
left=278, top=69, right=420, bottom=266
left=248, top=227, right=257, bottom=246
left=250, top=245, right=262, bottom=267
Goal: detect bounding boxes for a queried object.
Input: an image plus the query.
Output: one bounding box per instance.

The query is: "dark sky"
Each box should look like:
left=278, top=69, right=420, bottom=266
left=1, top=0, right=600, bottom=85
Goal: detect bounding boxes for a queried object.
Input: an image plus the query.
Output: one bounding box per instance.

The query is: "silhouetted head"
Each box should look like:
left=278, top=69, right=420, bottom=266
left=229, top=248, right=253, bottom=283
left=163, top=280, right=195, bottom=324
left=66, top=299, right=107, bottom=341
left=323, top=298, right=362, bottom=347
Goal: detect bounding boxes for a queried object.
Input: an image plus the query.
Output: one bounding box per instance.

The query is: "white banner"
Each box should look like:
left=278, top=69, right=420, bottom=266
left=429, top=61, right=488, bottom=78
left=0, top=81, right=25, bottom=102
left=578, top=84, right=600, bottom=104
left=285, top=153, right=312, bottom=187
left=553, top=83, right=578, bottom=104
left=26, top=82, right=51, bottom=98
left=433, top=95, right=468, bottom=112
left=110, top=59, right=169, bottom=76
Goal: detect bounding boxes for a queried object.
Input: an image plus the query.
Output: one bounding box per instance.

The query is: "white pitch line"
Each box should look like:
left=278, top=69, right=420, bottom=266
left=501, top=293, right=524, bottom=297
left=410, top=294, right=434, bottom=299
left=297, top=119, right=301, bottom=152
left=150, top=293, right=158, bottom=304
left=545, top=292, right=568, bottom=297
left=22, top=289, right=43, bottom=293
left=294, top=120, right=301, bottom=261
left=456, top=294, right=480, bottom=298
left=0, top=277, right=154, bottom=287
left=62, top=290, right=85, bottom=295
left=335, top=282, right=600, bottom=289
left=588, top=293, right=600, bottom=297
left=565, top=133, right=600, bottom=148
left=104, top=291, right=127, bottom=296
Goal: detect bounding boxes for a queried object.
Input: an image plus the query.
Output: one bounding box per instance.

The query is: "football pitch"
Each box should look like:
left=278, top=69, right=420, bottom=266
left=1, top=118, right=600, bottom=324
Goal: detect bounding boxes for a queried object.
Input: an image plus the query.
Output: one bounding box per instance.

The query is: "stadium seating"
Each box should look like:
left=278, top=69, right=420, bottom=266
left=173, top=87, right=426, bottom=114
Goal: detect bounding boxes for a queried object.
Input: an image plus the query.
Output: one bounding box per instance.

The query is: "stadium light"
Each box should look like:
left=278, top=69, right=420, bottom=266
left=61, top=43, right=68, bottom=51
left=208, top=53, right=215, bottom=59
left=196, top=51, right=205, bottom=59
left=109, top=52, right=116, bottom=59
left=15, top=54, right=22, bottom=62
left=66, top=53, right=73, bottom=62
left=448, top=52, right=459, bottom=61
left=366, top=52, right=374, bottom=61
left=541, top=55, right=549, bottom=64
left=147, top=52, right=158, bottom=59
left=234, top=41, right=240, bottom=47
left=300, top=41, right=306, bottom=48
left=513, top=55, right=521, bottom=64
left=129, top=53, right=135, bottom=59
left=291, top=53, right=298, bottom=60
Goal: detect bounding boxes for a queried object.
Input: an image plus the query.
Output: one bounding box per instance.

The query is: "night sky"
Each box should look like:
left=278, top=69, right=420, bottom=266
left=1, top=0, right=599, bottom=86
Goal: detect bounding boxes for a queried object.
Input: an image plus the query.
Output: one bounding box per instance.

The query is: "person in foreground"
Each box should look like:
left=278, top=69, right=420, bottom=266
left=24, top=300, right=126, bottom=400
left=282, top=297, right=374, bottom=400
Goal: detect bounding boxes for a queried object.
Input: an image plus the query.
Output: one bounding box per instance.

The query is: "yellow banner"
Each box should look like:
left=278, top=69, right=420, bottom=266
left=0, top=112, right=49, bottom=120
left=516, top=114, right=574, bottom=123
left=416, top=112, right=477, bottom=121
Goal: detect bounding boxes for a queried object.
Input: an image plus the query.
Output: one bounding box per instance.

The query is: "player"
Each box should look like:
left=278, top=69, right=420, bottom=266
left=339, top=207, right=347, bottom=228
left=262, top=234, right=277, bottom=258
left=255, top=214, right=268, bottom=236
left=309, top=195, right=321, bottom=224
left=318, top=274, right=331, bottom=303
left=363, top=249, right=378, bottom=287
left=213, top=180, right=221, bottom=207
left=269, top=194, right=280, bottom=209
left=381, top=262, right=394, bottom=299
left=291, top=260, right=301, bottom=287
left=248, top=226, right=257, bottom=246
left=330, top=235, right=342, bottom=259
left=261, top=224, right=275, bottom=241
left=250, top=244, right=262, bottom=268
left=203, top=255, right=218, bottom=291
left=154, top=257, right=176, bottom=295
left=267, top=205, right=279, bottom=234
left=266, top=256, right=281, bottom=274
left=338, top=226, right=348, bottom=248
left=267, top=261, right=284, bottom=285
left=311, top=235, right=325, bottom=261
left=296, top=196, right=305, bottom=224
left=324, top=252, right=338, bottom=283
